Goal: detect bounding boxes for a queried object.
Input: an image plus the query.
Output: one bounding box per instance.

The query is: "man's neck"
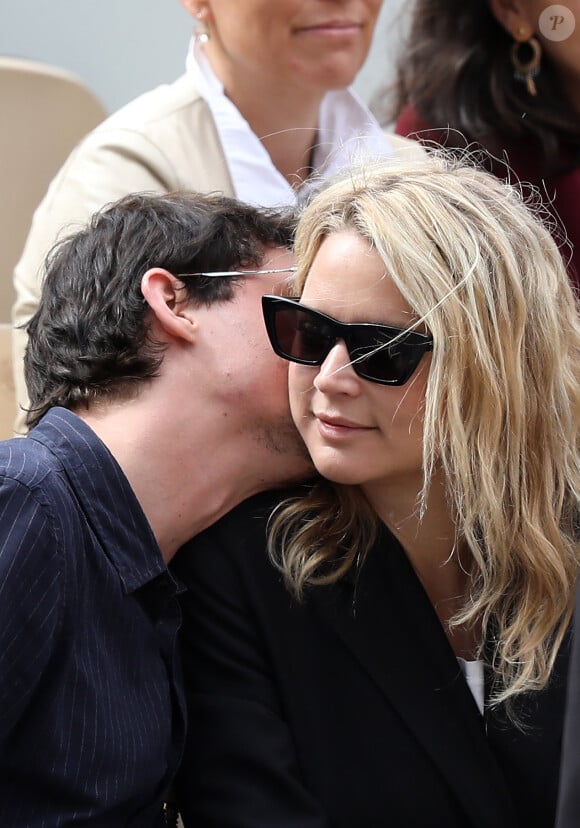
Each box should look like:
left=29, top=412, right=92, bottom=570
left=78, top=403, right=308, bottom=564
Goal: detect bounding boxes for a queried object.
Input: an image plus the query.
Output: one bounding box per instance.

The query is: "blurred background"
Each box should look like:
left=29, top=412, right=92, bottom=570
left=0, top=0, right=409, bottom=115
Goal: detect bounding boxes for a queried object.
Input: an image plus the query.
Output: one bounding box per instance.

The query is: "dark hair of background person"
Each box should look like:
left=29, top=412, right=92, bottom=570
left=384, top=0, right=580, bottom=176
left=24, top=192, right=295, bottom=428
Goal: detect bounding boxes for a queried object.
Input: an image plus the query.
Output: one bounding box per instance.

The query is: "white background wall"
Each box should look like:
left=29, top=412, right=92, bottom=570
left=0, top=0, right=409, bottom=116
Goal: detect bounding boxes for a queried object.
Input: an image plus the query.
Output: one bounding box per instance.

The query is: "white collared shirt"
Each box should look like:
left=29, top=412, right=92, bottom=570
left=186, top=39, right=393, bottom=208
left=457, top=657, right=485, bottom=716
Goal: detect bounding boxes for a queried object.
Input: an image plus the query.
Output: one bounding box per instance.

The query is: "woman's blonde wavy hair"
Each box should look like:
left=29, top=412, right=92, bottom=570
left=269, top=153, right=580, bottom=708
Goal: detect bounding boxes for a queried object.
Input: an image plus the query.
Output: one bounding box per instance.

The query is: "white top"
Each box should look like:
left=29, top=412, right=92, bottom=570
left=186, top=39, right=393, bottom=208
left=457, top=657, right=485, bottom=716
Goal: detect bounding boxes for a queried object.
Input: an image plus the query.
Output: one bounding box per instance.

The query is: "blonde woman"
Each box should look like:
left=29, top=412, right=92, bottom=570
left=175, top=156, right=580, bottom=828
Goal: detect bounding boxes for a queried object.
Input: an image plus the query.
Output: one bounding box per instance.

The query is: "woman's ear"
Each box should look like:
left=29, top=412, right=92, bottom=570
left=489, top=0, right=535, bottom=39
left=141, top=268, right=198, bottom=345
left=179, top=0, right=199, bottom=17
left=179, top=0, right=213, bottom=25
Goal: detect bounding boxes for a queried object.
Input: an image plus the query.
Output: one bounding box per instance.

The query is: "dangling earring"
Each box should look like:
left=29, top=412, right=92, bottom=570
left=511, top=33, right=542, bottom=96
left=194, top=8, right=210, bottom=44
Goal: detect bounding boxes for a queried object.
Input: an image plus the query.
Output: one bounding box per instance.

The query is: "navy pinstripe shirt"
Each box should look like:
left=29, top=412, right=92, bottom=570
left=0, top=408, right=185, bottom=826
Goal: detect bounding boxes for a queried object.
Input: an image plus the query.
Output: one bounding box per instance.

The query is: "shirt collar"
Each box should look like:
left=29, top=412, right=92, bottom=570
left=186, top=38, right=393, bottom=208
left=29, top=408, right=167, bottom=593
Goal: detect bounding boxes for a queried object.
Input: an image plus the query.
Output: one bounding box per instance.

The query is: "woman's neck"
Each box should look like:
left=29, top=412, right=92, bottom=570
left=260, top=126, right=318, bottom=189
left=396, top=510, right=478, bottom=659
left=235, top=92, right=321, bottom=187
left=364, top=473, right=479, bottom=658
left=205, top=45, right=324, bottom=186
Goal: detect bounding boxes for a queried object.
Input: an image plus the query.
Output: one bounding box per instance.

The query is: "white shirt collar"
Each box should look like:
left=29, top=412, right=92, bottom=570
left=186, top=38, right=392, bottom=208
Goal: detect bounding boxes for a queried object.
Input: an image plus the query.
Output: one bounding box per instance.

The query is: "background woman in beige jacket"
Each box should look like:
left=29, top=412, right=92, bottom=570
left=12, top=0, right=421, bottom=433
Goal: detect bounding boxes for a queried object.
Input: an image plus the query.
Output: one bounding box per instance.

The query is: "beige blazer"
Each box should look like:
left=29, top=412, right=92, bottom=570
left=12, top=73, right=423, bottom=434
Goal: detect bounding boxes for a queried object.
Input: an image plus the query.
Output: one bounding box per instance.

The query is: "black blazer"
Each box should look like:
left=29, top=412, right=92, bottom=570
left=173, top=491, right=569, bottom=828
left=556, top=579, right=580, bottom=828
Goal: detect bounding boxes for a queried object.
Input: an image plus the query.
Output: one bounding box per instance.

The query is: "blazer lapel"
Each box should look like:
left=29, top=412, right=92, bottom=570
left=311, top=527, right=518, bottom=828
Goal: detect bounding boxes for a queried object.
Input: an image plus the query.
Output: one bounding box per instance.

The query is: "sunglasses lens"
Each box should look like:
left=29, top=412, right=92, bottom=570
left=274, top=307, right=333, bottom=363
left=350, top=332, right=419, bottom=384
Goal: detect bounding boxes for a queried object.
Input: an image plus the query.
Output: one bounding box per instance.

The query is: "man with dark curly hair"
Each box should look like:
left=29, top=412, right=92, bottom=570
left=0, top=191, right=310, bottom=826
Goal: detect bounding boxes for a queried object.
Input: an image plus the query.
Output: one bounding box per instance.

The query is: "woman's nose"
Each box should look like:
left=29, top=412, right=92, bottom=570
left=313, top=340, right=361, bottom=395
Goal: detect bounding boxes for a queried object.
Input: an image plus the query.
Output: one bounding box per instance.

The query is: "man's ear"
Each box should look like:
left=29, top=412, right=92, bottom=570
left=489, top=0, right=535, bottom=39
left=141, top=268, right=198, bottom=345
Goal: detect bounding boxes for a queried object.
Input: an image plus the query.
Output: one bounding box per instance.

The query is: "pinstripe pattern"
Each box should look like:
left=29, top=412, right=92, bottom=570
left=0, top=408, right=185, bottom=827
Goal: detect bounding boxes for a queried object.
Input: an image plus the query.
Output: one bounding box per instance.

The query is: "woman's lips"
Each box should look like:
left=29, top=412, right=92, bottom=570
left=315, top=414, right=372, bottom=439
left=294, top=20, right=362, bottom=37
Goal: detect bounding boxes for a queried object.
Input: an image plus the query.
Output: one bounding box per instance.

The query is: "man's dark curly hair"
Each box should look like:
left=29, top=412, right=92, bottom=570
left=24, top=191, right=295, bottom=428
